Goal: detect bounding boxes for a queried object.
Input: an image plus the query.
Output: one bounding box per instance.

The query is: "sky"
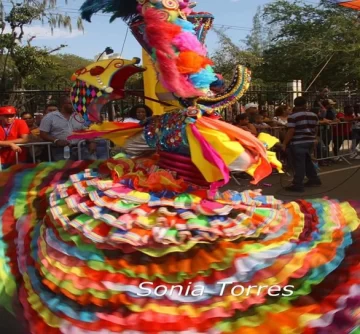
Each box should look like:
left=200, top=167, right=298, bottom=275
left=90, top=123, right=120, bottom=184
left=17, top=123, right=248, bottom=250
left=3, top=0, right=271, bottom=60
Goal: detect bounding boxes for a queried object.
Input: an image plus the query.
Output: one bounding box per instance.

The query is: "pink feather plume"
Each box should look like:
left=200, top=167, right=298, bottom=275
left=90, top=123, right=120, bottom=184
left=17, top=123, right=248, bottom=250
left=172, top=32, right=207, bottom=56
left=144, top=8, right=205, bottom=98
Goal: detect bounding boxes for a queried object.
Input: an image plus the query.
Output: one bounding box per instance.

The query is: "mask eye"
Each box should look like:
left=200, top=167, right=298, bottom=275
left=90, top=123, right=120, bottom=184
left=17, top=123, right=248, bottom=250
left=90, top=66, right=105, bottom=76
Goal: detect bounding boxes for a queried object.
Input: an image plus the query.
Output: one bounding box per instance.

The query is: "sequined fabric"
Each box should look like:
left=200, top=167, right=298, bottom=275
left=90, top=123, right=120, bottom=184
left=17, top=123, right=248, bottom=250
left=144, top=110, right=189, bottom=154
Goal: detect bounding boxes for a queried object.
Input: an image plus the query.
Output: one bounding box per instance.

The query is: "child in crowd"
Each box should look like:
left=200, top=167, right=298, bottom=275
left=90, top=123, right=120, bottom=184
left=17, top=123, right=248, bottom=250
left=259, top=110, right=271, bottom=122
left=254, top=114, right=271, bottom=132
left=234, top=114, right=257, bottom=136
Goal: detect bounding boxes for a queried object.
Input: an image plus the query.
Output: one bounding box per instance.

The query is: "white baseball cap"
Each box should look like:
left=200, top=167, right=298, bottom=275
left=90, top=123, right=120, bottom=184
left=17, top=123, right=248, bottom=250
left=245, top=103, right=258, bottom=110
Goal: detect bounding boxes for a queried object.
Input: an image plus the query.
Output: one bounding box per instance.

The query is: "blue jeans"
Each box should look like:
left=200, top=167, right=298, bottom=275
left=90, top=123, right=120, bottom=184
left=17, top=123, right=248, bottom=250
left=288, top=142, right=320, bottom=188
left=95, top=140, right=109, bottom=160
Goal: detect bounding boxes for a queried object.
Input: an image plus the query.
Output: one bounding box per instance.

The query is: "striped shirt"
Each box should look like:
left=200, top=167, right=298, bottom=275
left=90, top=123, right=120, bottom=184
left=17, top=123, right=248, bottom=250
left=287, top=109, right=318, bottom=144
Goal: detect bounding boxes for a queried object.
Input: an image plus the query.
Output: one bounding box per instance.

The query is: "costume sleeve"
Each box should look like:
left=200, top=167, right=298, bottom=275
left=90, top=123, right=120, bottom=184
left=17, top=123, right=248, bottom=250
left=17, top=120, right=30, bottom=135
left=39, top=115, right=53, bottom=133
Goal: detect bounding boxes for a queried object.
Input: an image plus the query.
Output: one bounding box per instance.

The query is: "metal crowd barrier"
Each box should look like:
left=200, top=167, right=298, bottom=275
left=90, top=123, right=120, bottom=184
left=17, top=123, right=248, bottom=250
left=266, top=122, right=359, bottom=163
left=230, top=121, right=360, bottom=185
left=315, top=122, right=353, bottom=164
left=0, top=141, right=53, bottom=171
left=15, top=141, right=53, bottom=165
left=0, top=139, right=111, bottom=171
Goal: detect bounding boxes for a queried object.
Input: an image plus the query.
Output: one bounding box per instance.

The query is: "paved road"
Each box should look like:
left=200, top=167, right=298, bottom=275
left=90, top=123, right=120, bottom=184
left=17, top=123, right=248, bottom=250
left=1, top=159, right=360, bottom=332
left=227, top=159, right=360, bottom=201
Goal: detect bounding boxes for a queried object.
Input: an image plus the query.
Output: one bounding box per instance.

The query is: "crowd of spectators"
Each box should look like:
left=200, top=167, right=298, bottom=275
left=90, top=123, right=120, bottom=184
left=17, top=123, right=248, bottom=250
left=233, top=99, right=360, bottom=161
left=1, top=94, right=360, bottom=181
left=232, top=95, right=360, bottom=191
left=0, top=101, right=156, bottom=170
left=234, top=103, right=292, bottom=137
left=0, top=97, right=108, bottom=169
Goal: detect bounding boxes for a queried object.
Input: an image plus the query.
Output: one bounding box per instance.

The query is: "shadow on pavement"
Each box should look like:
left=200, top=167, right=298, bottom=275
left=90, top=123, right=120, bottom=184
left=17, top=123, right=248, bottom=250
left=228, top=159, right=360, bottom=201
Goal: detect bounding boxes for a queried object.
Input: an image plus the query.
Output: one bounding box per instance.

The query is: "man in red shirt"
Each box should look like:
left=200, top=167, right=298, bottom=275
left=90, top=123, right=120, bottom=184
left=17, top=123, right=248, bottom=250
left=0, top=106, right=30, bottom=169
left=332, top=105, right=354, bottom=156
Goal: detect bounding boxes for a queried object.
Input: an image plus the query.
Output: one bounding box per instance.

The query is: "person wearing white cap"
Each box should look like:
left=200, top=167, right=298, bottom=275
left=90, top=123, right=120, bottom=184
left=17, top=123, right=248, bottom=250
left=244, top=103, right=259, bottom=123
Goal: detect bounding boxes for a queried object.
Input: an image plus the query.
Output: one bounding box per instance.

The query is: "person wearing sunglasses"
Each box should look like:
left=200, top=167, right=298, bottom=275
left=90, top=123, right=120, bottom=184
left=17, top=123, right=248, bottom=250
left=0, top=106, right=30, bottom=169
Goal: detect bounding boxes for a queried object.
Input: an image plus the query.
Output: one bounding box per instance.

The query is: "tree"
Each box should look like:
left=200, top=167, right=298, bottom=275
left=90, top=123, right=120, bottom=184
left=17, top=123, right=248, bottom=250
left=211, top=28, right=263, bottom=84
left=245, top=6, right=266, bottom=57
left=259, top=0, right=360, bottom=91
left=25, top=53, right=92, bottom=89
left=0, top=1, right=84, bottom=92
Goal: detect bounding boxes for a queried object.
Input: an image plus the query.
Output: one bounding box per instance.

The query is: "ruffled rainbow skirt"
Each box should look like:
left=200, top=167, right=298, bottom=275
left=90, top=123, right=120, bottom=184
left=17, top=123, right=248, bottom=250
left=1, top=158, right=360, bottom=333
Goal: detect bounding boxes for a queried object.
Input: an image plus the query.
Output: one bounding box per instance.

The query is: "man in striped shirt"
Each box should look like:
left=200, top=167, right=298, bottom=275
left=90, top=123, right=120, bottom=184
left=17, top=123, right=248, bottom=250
left=282, top=96, right=321, bottom=192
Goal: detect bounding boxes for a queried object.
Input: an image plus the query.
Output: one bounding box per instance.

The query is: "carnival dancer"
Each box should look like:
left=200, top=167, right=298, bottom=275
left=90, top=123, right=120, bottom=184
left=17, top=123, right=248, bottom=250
left=0, top=1, right=359, bottom=334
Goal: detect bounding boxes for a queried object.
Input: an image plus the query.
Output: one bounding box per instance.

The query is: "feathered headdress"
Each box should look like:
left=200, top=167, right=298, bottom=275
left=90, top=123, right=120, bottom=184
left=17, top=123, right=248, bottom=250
left=80, top=0, right=138, bottom=23
left=79, top=0, right=216, bottom=98
left=79, top=0, right=251, bottom=108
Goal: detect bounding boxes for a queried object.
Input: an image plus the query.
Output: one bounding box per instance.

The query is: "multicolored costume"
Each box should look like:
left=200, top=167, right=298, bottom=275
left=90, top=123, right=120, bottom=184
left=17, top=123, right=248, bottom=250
left=1, top=1, right=360, bottom=333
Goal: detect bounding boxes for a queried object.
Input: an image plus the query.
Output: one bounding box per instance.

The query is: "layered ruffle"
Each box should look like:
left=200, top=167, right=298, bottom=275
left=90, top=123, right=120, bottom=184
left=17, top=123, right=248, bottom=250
left=1, top=159, right=360, bottom=333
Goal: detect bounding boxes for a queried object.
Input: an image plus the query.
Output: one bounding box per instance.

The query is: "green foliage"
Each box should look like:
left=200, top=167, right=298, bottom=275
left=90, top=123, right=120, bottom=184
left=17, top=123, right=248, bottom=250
left=125, top=72, right=144, bottom=90
left=25, top=53, right=92, bottom=89
left=0, top=33, right=13, bottom=50
left=212, top=0, right=360, bottom=91
left=211, top=28, right=263, bottom=84
left=7, top=3, right=44, bottom=28
left=0, top=0, right=83, bottom=34
left=12, top=45, right=54, bottom=81
left=244, top=6, right=266, bottom=57
left=260, top=0, right=360, bottom=90
left=0, top=1, right=84, bottom=92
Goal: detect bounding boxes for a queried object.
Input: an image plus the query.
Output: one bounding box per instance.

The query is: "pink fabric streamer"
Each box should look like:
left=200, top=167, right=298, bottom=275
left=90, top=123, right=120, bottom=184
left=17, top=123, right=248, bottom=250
left=189, top=124, right=229, bottom=196
left=172, top=32, right=207, bottom=56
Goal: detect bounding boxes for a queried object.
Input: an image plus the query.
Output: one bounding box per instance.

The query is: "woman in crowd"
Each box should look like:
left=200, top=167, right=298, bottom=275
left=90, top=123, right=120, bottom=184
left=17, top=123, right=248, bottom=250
left=124, top=104, right=153, bottom=122
left=259, top=109, right=271, bottom=122
left=272, top=105, right=290, bottom=142
left=273, top=105, right=290, bottom=126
